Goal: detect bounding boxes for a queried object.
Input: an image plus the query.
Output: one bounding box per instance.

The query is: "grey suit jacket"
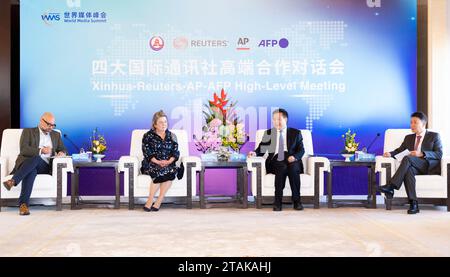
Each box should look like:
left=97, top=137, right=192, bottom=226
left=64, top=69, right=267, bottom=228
left=389, top=130, right=443, bottom=175
left=11, top=127, right=68, bottom=174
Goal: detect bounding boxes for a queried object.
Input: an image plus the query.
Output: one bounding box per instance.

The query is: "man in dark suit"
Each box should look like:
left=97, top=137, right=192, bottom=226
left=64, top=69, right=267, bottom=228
left=2, top=112, right=67, bottom=215
left=248, top=109, right=305, bottom=211
left=379, top=111, right=443, bottom=214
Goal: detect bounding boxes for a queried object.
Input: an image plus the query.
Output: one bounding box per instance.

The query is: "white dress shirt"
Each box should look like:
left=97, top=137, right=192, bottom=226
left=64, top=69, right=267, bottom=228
left=274, top=128, right=288, bottom=154
left=38, top=127, right=53, bottom=163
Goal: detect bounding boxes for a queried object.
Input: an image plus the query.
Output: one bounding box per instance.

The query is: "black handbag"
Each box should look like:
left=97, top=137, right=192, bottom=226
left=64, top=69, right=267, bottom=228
left=177, top=162, right=184, bottom=180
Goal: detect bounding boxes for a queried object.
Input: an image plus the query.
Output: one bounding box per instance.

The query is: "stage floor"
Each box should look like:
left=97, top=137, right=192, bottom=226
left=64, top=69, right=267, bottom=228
left=1, top=204, right=449, bottom=257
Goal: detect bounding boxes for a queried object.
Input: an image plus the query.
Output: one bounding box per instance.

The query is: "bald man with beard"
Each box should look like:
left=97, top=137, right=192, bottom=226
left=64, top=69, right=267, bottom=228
left=2, top=112, right=67, bottom=215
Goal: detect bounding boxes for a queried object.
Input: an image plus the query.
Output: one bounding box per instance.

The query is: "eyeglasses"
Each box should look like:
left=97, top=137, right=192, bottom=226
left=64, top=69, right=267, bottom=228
left=42, top=118, right=56, bottom=128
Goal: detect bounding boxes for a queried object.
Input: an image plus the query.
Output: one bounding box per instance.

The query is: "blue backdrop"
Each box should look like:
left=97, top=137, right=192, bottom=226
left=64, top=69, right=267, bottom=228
left=20, top=0, right=417, bottom=195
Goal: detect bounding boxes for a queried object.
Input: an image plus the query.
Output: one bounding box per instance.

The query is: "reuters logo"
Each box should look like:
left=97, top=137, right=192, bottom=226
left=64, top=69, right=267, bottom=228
left=149, top=36, right=164, bottom=51
left=173, top=37, right=188, bottom=50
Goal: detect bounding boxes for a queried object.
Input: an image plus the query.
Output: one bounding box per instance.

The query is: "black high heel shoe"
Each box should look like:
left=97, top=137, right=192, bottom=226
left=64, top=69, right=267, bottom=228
left=150, top=203, right=160, bottom=212
left=143, top=202, right=154, bottom=212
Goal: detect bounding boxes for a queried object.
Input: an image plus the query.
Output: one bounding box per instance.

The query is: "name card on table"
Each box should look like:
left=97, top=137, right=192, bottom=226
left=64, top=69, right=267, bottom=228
left=72, top=153, right=92, bottom=162
left=354, top=151, right=376, bottom=162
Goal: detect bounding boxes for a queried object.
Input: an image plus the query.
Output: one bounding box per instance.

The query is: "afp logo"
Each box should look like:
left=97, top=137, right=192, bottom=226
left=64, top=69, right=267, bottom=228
left=258, top=38, right=289, bottom=48
left=41, top=12, right=61, bottom=25
left=367, top=0, right=381, bottom=8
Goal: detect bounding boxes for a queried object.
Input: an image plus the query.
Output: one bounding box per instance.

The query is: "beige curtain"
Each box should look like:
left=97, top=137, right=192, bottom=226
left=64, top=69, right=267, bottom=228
left=428, top=0, right=450, bottom=154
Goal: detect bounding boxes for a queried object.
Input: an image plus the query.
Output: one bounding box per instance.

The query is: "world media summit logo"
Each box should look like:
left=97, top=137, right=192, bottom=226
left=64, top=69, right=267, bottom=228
left=41, top=12, right=61, bottom=25
left=150, top=36, right=165, bottom=51
left=41, top=11, right=108, bottom=25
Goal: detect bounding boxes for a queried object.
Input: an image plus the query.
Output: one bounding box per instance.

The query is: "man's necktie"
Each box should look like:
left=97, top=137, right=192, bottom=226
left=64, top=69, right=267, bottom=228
left=277, top=130, right=285, bottom=161
left=414, top=135, right=422, bottom=151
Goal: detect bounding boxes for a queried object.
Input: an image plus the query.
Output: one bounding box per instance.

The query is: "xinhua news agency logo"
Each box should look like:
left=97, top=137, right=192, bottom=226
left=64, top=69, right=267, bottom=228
left=258, top=38, right=289, bottom=48
left=41, top=12, right=61, bottom=25
left=150, top=36, right=165, bottom=51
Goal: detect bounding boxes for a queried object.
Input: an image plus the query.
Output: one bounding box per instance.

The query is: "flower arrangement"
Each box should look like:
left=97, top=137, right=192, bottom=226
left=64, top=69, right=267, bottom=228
left=341, top=129, right=359, bottom=154
left=194, top=89, right=248, bottom=153
left=193, top=125, right=222, bottom=154
left=90, top=128, right=107, bottom=154
left=217, top=146, right=232, bottom=162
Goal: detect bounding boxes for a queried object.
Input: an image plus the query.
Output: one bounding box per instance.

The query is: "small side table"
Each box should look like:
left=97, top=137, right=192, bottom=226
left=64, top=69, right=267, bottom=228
left=199, top=161, right=248, bottom=209
left=71, top=160, right=120, bottom=210
left=327, top=160, right=377, bottom=209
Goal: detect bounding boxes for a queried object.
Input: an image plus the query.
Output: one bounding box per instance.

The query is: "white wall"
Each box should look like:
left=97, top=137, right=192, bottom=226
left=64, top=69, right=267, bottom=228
left=428, top=0, right=450, bottom=154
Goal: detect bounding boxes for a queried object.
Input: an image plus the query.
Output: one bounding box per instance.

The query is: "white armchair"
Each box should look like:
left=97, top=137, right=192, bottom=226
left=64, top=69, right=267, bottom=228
left=247, top=129, right=330, bottom=209
left=375, top=129, right=450, bottom=211
left=118, top=129, right=201, bottom=209
left=0, top=129, right=73, bottom=211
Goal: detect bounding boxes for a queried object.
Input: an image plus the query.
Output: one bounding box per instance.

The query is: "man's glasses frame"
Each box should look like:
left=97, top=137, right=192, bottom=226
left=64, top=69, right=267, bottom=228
left=42, top=118, right=56, bottom=128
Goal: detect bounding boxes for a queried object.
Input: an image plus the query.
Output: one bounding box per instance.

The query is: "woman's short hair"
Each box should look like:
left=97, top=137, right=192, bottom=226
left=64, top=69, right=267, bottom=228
left=152, top=110, right=168, bottom=130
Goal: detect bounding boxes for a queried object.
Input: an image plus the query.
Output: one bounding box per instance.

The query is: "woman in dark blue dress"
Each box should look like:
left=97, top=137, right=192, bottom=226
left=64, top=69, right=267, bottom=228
left=141, top=110, right=180, bottom=212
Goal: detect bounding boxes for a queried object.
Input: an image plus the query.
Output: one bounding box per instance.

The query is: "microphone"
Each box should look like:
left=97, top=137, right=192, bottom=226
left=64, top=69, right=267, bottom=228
left=63, top=133, right=81, bottom=153
left=365, top=133, right=381, bottom=153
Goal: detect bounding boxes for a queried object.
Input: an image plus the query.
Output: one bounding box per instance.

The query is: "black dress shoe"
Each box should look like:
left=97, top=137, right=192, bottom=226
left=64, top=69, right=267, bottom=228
left=407, top=200, right=420, bottom=214
left=379, top=184, right=395, bottom=199
left=293, top=201, right=304, bottom=211
left=273, top=204, right=282, bottom=212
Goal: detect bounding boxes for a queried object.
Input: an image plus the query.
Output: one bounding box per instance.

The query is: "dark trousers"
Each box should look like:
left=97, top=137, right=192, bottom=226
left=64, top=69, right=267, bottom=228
left=390, top=156, right=428, bottom=201
left=267, top=153, right=302, bottom=204
left=11, top=156, right=50, bottom=205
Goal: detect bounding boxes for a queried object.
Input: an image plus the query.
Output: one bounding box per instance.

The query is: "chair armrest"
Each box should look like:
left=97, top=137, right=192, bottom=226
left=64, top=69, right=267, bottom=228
left=0, top=156, right=7, bottom=180
left=181, top=156, right=201, bottom=202
left=375, top=156, right=396, bottom=173
left=375, top=156, right=396, bottom=187
left=441, top=156, right=450, bottom=178
left=181, top=156, right=202, bottom=171
left=307, top=156, right=330, bottom=197
left=118, top=156, right=139, bottom=172
left=247, top=156, right=266, bottom=175
left=118, top=156, right=140, bottom=198
left=51, top=157, right=74, bottom=198
left=247, top=156, right=266, bottom=208
left=52, top=157, right=74, bottom=174
left=307, top=156, right=330, bottom=175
